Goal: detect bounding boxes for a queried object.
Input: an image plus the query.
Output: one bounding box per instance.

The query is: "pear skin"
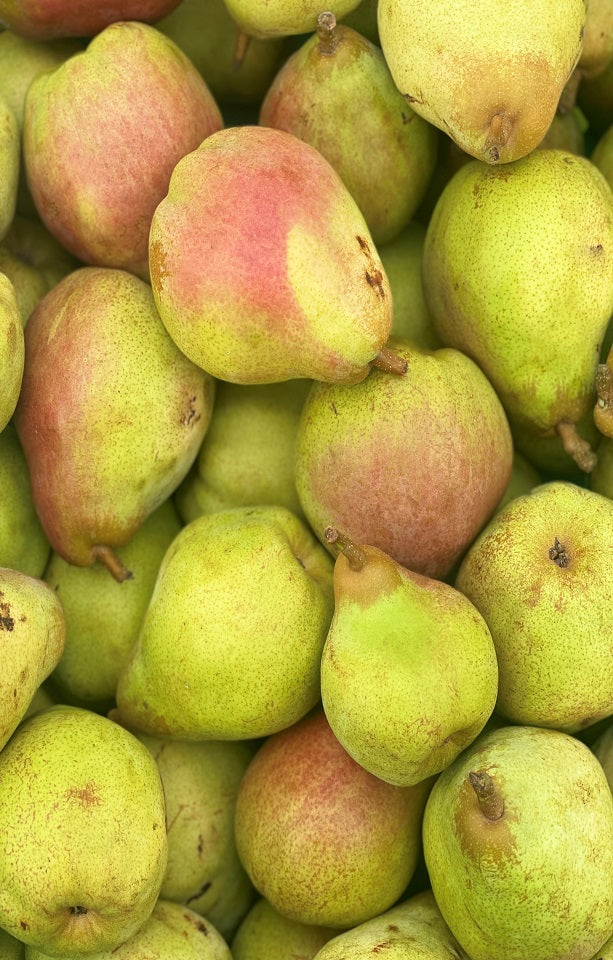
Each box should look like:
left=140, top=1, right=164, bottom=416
left=0, top=928, right=24, bottom=958
left=595, top=344, right=613, bottom=438
left=0, top=272, right=24, bottom=432
left=0, top=97, right=19, bottom=242
left=232, top=898, right=335, bottom=960
left=379, top=222, right=441, bottom=348
left=593, top=125, right=613, bottom=191
left=496, top=451, right=541, bottom=513
left=579, top=0, right=613, bottom=79
left=222, top=0, right=361, bottom=39
left=0, top=1, right=183, bottom=39
left=0, top=424, right=49, bottom=576
left=592, top=724, right=613, bottom=791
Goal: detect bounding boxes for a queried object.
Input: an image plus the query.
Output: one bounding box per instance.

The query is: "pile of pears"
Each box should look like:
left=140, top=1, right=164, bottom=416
left=0, top=0, right=612, bottom=958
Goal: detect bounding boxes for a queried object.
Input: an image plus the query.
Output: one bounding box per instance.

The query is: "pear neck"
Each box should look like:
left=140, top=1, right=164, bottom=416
left=469, top=770, right=504, bottom=821
left=316, top=11, right=339, bottom=54
left=324, top=527, right=366, bottom=571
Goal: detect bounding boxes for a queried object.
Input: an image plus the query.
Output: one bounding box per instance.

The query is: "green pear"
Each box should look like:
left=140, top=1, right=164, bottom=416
left=14, top=267, right=214, bottom=581
left=512, top=408, right=602, bottom=479
left=0, top=424, right=49, bottom=577
left=45, top=499, right=182, bottom=706
left=223, top=0, right=361, bottom=38
left=0, top=928, right=24, bottom=959
left=0, top=97, right=19, bottom=241
left=592, top=936, right=613, bottom=959
left=378, top=0, right=584, bottom=163
left=592, top=436, right=613, bottom=498
left=136, top=735, right=255, bottom=939
left=0, top=705, right=168, bottom=955
left=423, top=149, right=613, bottom=473
left=320, top=528, right=498, bottom=786
left=593, top=125, right=613, bottom=190
left=592, top=723, right=613, bottom=792
left=115, top=506, right=333, bottom=739
left=538, top=106, right=586, bottom=153
left=578, top=0, right=613, bottom=80
left=235, top=709, right=432, bottom=928
left=0, top=272, right=24, bottom=433
left=312, top=890, right=469, bottom=959
left=259, top=15, right=437, bottom=246
left=423, top=725, right=613, bottom=960
left=0, top=567, right=65, bottom=752
left=175, top=380, right=310, bottom=522
left=379, top=222, right=441, bottom=348
left=0, top=32, right=82, bottom=133
left=25, top=900, right=232, bottom=959
left=456, top=482, right=613, bottom=732
left=341, top=0, right=378, bottom=44
left=232, top=898, right=335, bottom=960
left=579, top=56, right=613, bottom=135
left=23, top=682, right=57, bottom=719
left=496, top=451, right=541, bottom=513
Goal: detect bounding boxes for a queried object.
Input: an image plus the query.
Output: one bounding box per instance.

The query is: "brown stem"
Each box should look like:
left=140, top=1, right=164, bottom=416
left=324, top=527, right=366, bottom=571
left=469, top=770, right=504, bottom=821
left=594, top=363, right=613, bottom=437
left=92, top=545, right=134, bottom=583
left=483, top=113, right=512, bottom=164
left=556, top=419, right=598, bottom=473
left=317, top=11, right=338, bottom=53
left=233, top=30, right=251, bottom=70
left=371, top=347, right=408, bottom=376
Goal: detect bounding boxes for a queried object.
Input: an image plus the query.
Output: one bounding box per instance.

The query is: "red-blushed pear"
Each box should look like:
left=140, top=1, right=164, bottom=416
left=149, top=126, right=401, bottom=386
left=0, top=0, right=183, bottom=40
left=295, top=337, right=513, bottom=579
left=23, top=21, right=223, bottom=279
left=14, top=267, right=214, bottom=582
left=234, top=710, right=432, bottom=929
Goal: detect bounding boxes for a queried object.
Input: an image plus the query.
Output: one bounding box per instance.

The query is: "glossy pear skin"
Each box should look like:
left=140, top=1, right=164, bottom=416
left=322, top=543, right=498, bottom=786
left=232, top=898, right=335, bottom=960
left=0, top=706, right=168, bottom=956
left=149, top=126, right=393, bottom=385
left=423, top=726, right=613, bottom=960
left=456, top=482, right=613, bottom=732
left=0, top=567, right=65, bottom=751
left=423, top=150, right=613, bottom=438
left=378, top=0, right=584, bottom=163
left=14, top=267, right=213, bottom=572
left=0, top=271, right=24, bottom=432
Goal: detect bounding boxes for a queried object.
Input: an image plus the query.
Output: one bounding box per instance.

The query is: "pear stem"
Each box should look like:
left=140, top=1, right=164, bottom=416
left=233, top=30, right=251, bottom=70
left=483, top=113, right=512, bottom=164
left=92, top=545, right=134, bottom=583
left=324, top=527, right=366, bottom=571
left=469, top=770, right=504, bottom=821
left=556, top=419, right=597, bottom=473
left=371, top=347, right=408, bottom=376
left=317, top=11, right=338, bottom=53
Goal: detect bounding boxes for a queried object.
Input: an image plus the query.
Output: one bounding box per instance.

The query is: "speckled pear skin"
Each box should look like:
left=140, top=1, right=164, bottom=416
left=45, top=500, right=182, bottom=705
left=423, top=150, right=613, bottom=441
left=312, top=890, right=470, bottom=959
left=0, top=97, right=19, bottom=241
left=0, top=425, right=49, bottom=578
left=24, top=900, right=232, bottom=960
left=259, top=20, right=437, bottom=246
left=0, top=705, right=168, bottom=956
left=149, top=126, right=393, bottom=385
left=0, top=0, right=182, bottom=39
left=456, top=482, right=613, bottom=732
left=14, top=267, right=213, bottom=574
left=295, top=338, right=512, bottom=579
left=579, top=0, right=613, bottom=78
left=0, top=567, right=65, bottom=752
left=136, top=735, right=254, bottom=939
left=235, top=710, right=432, bottom=928
left=232, top=897, right=335, bottom=960
left=0, top=273, right=24, bottom=433
left=115, top=506, right=334, bottom=739
left=423, top=725, right=613, bottom=960
left=223, top=0, right=360, bottom=38
left=378, top=0, right=584, bottom=164
left=321, top=542, right=498, bottom=787
left=23, top=21, right=222, bottom=277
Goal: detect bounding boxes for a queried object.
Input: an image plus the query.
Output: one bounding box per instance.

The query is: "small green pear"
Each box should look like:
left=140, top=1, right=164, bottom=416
left=0, top=272, right=24, bottom=433
left=0, top=705, right=168, bottom=956
left=512, top=409, right=602, bottom=479
left=0, top=566, right=65, bottom=752
left=496, top=451, right=541, bottom=513
left=0, top=424, right=49, bottom=577
left=320, top=528, right=498, bottom=786
left=592, top=723, right=613, bottom=792
left=379, top=222, right=441, bottom=348
left=423, top=725, right=613, bottom=960
left=232, top=898, right=335, bottom=960
left=136, top=735, right=255, bottom=939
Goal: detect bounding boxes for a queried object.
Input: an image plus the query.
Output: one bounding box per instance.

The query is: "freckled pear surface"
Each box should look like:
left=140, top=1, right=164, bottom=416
left=222, top=0, right=360, bottom=39
left=378, top=0, right=585, bottom=163
left=0, top=705, right=168, bottom=956
left=0, top=272, right=24, bottom=434
left=149, top=126, right=393, bottom=385
left=423, top=725, right=613, bottom=960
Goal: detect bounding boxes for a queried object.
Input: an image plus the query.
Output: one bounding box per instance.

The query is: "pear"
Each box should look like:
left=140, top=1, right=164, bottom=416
left=579, top=56, right=613, bottom=135
left=223, top=0, right=361, bottom=38
left=512, top=409, right=603, bottom=479
left=538, top=106, right=586, bottom=153
left=592, top=936, right=613, bottom=960
left=320, top=528, right=498, bottom=786
left=496, top=451, right=541, bottom=513
left=23, top=682, right=57, bottom=719
left=592, top=436, right=613, bottom=498
left=0, top=567, right=65, bottom=752
left=341, top=0, right=378, bottom=44
left=423, top=149, right=613, bottom=473
left=0, top=424, right=49, bottom=577
left=14, top=267, right=214, bottom=581
left=45, top=500, right=182, bottom=706
left=259, top=15, right=437, bottom=246
left=295, top=337, right=512, bottom=579
left=0, top=272, right=24, bottom=434
left=115, top=506, right=333, bottom=739
left=578, top=0, right=613, bottom=80
left=312, top=890, right=469, bottom=959
left=136, top=735, right=255, bottom=938
left=0, top=0, right=182, bottom=39
left=0, top=705, right=168, bottom=955
left=595, top=343, right=613, bottom=437
left=232, top=898, right=335, bottom=960
left=0, top=32, right=82, bottom=132
left=0, top=928, right=24, bottom=959
left=175, top=380, right=310, bottom=522
left=234, top=709, right=432, bottom=928
left=379, top=222, right=441, bottom=348
left=149, top=125, right=399, bottom=386
left=24, top=900, right=232, bottom=959
left=0, top=97, right=19, bottom=241
left=593, top=124, right=613, bottom=189
left=456, top=482, right=613, bottom=732
left=423, top=725, right=613, bottom=960
left=378, top=0, right=585, bottom=164
left=593, top=723, right=613, bottom=792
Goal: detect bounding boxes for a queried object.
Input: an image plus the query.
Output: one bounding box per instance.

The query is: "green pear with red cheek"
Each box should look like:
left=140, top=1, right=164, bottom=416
left=0, top=0, right=183, bottom=40
left=23, top=21, right=223, bottom=278
left=149, top=125, right=398, bottom=386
